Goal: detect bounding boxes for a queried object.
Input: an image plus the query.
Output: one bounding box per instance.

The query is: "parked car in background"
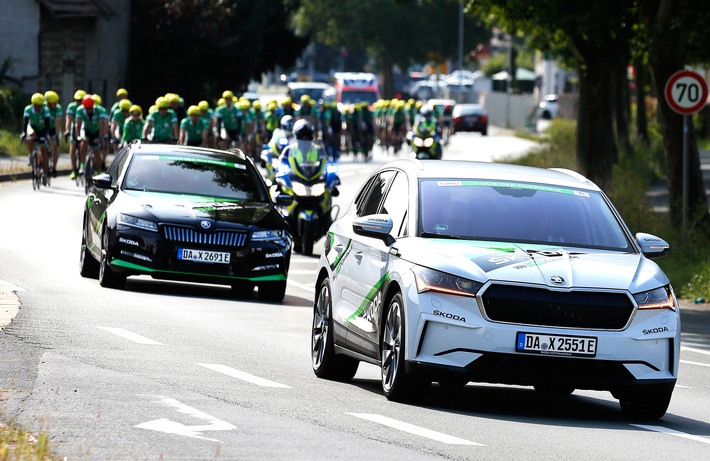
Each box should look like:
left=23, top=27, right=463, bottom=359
left=287, top=82, right=332, bottom=104
left=452, top=103, right=488, bottom=136
left=537, top=94, right=559, bottom=120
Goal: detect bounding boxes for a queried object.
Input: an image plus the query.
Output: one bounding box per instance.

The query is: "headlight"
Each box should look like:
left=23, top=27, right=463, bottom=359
left=413, top=137, right=424, bottom=147
left=252, top=230, right=286, bottom=241
left=291, top=182, right=326, bottom=196
left=424, top=137, right=434, bottom=147
left=413, top=267, right=482, bottom=298
left=292, top=182, right=308, bottom=196
left=634, top=286, right=676, bottom=310
left=118, top=213, right=158, bottom=232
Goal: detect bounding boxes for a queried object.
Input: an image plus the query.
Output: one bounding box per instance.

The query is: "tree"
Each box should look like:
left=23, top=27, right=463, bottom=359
left=293, top=0, right=489, bottom=97
left=129, top=0, right=308, bottom=106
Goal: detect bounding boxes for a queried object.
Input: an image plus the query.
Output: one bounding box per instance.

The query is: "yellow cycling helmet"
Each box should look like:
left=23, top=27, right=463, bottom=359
left=119, top=99, right=132, bottom=111
left=198, top=100, right=210, bottom=111
left=168, top=94, right=180, bottom=105
left=232, top=96, right=238, bottom=104
left=300, top=94, right=311, bottom=103
left=281, top=96, right=291, bottom=105
left=148, top=105, right=157, bottom=114
left=31, top=93, right=45, bottom=106
left=187, top=105, right=201, bottom=116
left=217, top=97, right=226, bottom=107
left=74, top=89, right=86, bottom=101
left=116, top=88, right=128, bottom=98
left=252, top=100, right=261, bottom=110
left=222, top=90, right=234, bottom=99
left=129, top=104, right=142, bottom=115
left=239, top=100, right=250, bottom=110
left=156, top=97, right=169, bottom=109
left=92, top=94, right=102, bottom=106
left=44, top=90, right=59, bottom=104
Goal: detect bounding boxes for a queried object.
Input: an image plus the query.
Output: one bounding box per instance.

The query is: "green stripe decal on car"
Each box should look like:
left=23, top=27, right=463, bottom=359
left=347, top=272, right=390, bottom=322
left=331, top=239, right=351, bottom=273
left=111, top=258, right=286, bottom=282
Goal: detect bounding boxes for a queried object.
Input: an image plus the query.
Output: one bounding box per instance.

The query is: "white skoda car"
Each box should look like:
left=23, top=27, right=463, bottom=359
left=311, top=159, right=679, bottom=420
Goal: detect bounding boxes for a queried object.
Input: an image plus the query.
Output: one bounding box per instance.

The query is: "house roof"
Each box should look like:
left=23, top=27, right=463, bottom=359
left=37, top=0, right=114, bottom=19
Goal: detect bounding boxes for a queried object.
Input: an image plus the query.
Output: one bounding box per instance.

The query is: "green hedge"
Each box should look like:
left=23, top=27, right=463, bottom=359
left=0, top=86, right=28, bottom=131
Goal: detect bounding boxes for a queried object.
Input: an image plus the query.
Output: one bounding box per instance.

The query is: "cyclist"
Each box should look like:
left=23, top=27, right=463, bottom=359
left=44, top=90, right=62, bottom=176
left=75, top=94, right=105, bottom=175
left=109, top=88, right=129, bottom=120
left=179, top=105, right=208, bottom=146
left=265, top=100, right=280, bottom=140
left=167, top=93, right=186, bottom=122
left=281, top=96, right=294, bottom=117
left=91, top=94, right=111, bottom=170
left=65, top=89, right=86, bottom=180
left=214, top=90, right=243, bottom=149
left=21, top=93, right=51, bottom=177
left=143, top=97, right=178, bottom=143
left=121, top=105, right=144, bottom=145
left=111, top=99, right=132, bottom=149
left=198, top=100, right=215, bottom=147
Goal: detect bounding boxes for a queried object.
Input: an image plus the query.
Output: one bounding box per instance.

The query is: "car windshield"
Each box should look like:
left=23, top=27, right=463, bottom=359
left=340, top=90, right=378, bottom=105
left=123, top=153, right=269, bottom=202
left=419, top=179, right=632, bottom=251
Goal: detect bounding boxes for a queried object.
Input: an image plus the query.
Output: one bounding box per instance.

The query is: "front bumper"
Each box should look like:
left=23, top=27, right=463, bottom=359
left=108, top=226, right=291, bottom=286
left=403, top=282, right=680, bottom=392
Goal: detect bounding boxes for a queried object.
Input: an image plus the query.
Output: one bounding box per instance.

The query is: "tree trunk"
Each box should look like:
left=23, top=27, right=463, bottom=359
left=576, top=58, right=617, bottom=190
left=640, top=0, right=710, bottom=231
left=381, top=56, right=394, bottom=99
left=614, top=57, right=633, bottom=158
left=634, top=56, right=649, bottom=144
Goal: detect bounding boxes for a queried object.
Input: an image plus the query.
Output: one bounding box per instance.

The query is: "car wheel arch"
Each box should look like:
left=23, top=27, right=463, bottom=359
left=315, top=268, right=330, bottom=306
left=379, top=281, right=404, bottom=347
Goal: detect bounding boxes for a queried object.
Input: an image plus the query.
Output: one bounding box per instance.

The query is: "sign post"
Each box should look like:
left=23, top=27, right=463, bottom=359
left=664, top=70, right=709, bottom=237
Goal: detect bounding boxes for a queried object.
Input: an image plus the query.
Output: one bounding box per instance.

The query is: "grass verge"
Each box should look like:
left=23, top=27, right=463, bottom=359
left=0, top=421, right=55, bottom=461
left=511, top=119, right=710, bottom=300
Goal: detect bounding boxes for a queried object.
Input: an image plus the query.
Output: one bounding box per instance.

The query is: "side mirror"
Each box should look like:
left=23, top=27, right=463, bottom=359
left=636, top=232, right=669, bottom=259
left=353, top=214, right=395, bottom=246
left=275, top=193, right=294, bottom=207
left=92, top=173, right=113, bottom=189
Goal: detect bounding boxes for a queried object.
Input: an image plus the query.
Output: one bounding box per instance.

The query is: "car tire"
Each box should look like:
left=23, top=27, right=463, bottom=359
left=618, top=384, right=673, bottom=420
left=481, top=128, right=488, bottom=136
left=312, top=278, right=359, bottom=381
left=99, top=229, right=126, bottom=289
left=258, top=280, right=286, bottom=302
left=381, top=292, right=429, bottom=401
left=80, top=219, right=99, bottom=279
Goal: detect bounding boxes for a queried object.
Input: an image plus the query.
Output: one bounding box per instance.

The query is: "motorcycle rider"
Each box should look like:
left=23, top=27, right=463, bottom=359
left=409, top=105, right=442, bottom=159
left=263, top=115, right=294, bottom=182
left=279, top=119, right=328, bottom=179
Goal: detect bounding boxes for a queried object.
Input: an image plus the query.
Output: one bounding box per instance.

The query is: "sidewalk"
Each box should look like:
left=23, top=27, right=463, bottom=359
left=0, top=152, right=75, bottom=182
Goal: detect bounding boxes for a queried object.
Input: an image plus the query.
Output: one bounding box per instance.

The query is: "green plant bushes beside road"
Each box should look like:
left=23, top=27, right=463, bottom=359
left=510, top=119, right=710, bottom=300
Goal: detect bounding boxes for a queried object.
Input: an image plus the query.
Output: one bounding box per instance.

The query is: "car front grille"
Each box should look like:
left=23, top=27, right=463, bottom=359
left=163, top=225, right=247, bottom=247
left=481, top=284, right=634, bottom=330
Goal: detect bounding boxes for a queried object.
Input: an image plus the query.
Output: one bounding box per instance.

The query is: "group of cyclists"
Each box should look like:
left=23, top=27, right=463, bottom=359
left=21, top=86, right=447, bottom=186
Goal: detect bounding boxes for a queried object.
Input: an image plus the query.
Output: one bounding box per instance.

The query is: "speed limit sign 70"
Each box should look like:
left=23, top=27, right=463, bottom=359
left=665, top=70, right=709, bottom=115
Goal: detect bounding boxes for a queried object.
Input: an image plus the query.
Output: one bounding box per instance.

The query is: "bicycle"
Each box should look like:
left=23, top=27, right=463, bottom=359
left=24, top=134, right=50, bottom=190
left=82, top=139, right=100, bottom=195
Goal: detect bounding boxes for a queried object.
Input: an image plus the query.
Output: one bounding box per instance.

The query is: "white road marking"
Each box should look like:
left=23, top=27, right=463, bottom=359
left=290, top=257, right=321, bottom=264
left=288, top=279, right=316, bottom=294
left=97, top=327, right=164, bottom=345
left=135, top=395, right=236, bottom=442
left=631, top=425, right=710, bottom=445
left=681, top=346, right=710, bottom=356
left=680, top=359, right=710, bottom=368
left=676, top=385, right=693, bottom=389
left=346, top=413, right=483, bottom=446
left=196, top=363, right=292, bottom=388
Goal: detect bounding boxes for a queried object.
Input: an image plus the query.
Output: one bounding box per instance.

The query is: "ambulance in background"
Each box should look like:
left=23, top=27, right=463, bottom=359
left=333, top=72, right=380, bottom=108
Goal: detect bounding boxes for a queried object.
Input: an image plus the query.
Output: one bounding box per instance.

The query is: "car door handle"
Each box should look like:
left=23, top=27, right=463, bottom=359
left=354, top=252, right=364, bottom=262
left=334, top=244, right=345, bottom=254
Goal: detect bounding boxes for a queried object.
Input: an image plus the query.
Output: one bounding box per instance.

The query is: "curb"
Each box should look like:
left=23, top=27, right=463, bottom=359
left=0, top=280, right=24, bottom=331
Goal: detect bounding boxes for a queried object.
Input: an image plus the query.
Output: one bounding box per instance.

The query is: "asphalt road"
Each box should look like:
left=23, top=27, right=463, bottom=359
left=2, top=130, right=710, bottom=460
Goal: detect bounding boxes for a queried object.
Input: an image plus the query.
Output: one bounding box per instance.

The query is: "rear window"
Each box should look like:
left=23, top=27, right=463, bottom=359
left=340, top=90, right=378, bottom=105
left=419, top=179, right=631, bottom=251
left=123, top=153, right=268, bottom=202
left=454, top=105, right=485, bottom=116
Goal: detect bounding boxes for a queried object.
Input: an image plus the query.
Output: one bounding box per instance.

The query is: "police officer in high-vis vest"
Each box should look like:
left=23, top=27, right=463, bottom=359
left=279, top=119, right=328, bottom=181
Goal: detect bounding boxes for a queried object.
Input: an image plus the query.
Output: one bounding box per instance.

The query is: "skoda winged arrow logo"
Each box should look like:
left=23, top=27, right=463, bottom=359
left=550, top=276, right=565, bottom=285
left=200, top=221, right=211, bottom=229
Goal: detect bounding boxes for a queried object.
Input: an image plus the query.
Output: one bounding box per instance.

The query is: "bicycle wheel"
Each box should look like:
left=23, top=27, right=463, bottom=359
left=84, top=154, right=93, bottom=195
left=31, top=152, right=39, bottom=191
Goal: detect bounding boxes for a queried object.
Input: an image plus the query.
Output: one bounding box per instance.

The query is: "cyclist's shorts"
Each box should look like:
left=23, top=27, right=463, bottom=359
left=83, top=131, right=101, bottom=146
left=223, top=129, right=240, bottom=142
left=186, top=139, right=203, bottom=147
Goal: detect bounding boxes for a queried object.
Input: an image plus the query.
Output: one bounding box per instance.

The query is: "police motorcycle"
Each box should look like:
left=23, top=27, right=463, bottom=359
left=274, top=120, right=340, bottom=256
left=261, top=115, right=294, bottom=183
left=407, top=106, right=443, bottom=160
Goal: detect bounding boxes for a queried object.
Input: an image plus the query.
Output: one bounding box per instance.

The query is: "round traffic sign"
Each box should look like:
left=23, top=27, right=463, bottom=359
left=665, top=70, right=709, bottom=115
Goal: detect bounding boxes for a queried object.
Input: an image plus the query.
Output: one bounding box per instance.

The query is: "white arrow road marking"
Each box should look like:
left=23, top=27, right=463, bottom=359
left=196, top=363, right=292, bottom=388
left=681, top=346, right=710, bottom=356
left=346, top=413, right=483, bottom=446
left=287, top=280, right=316, bottom=294
left=135, top=395, right=236, bottom=442
left=631, top=425, right=710, bottom=445
left=680, top=359, right=710, bottom=368
left=97, top=327, right=164, bottom=345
